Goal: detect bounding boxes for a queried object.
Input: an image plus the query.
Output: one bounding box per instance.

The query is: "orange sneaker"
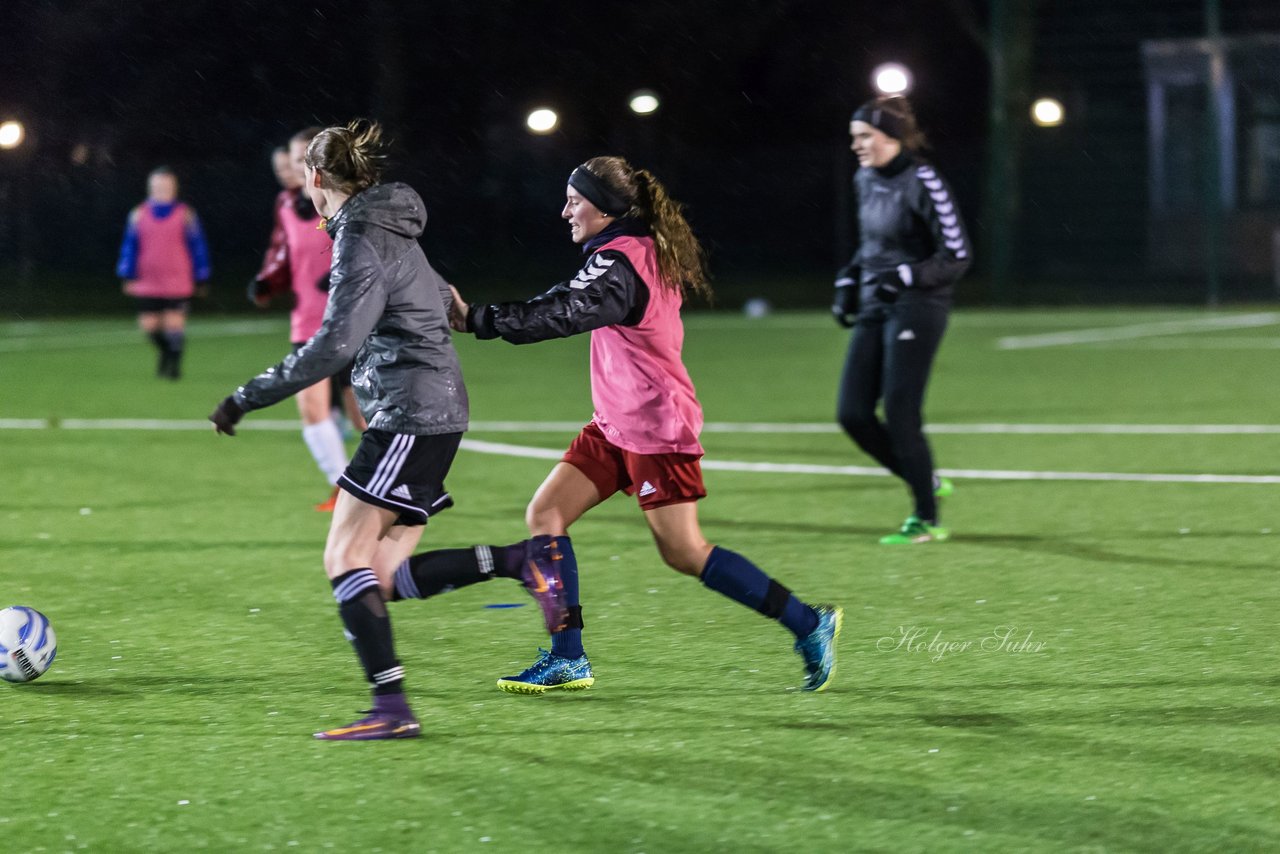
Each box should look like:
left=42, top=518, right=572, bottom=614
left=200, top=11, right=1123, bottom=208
left=314, top=487, right=340, bottom=512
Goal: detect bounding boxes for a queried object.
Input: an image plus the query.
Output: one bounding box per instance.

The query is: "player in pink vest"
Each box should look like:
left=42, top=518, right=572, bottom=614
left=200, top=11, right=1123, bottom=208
left=391, top=157, right=842, bottom=694
left=251, top=129, right=368, bottom=511
left=116, top=167, right=211, bottom=379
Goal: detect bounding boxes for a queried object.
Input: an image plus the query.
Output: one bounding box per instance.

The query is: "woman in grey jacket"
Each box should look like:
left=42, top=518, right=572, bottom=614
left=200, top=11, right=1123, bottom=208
left=209, top=120, right=469, bottom=741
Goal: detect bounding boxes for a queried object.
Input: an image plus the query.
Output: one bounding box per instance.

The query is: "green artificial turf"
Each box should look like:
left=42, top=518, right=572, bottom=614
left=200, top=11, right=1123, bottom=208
left=1, top=308, right=1277, bottom=852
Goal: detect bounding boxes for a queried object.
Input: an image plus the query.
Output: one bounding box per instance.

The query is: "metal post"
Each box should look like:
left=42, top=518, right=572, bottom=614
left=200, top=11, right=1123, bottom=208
left=1204, top=0, right=1223, bottom=306
left=985, top=0, right=1012, bottom=301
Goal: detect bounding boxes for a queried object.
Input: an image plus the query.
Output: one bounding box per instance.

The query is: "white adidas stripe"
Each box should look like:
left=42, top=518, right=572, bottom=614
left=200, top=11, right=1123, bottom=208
left=369, top=434, right=414, bottom=497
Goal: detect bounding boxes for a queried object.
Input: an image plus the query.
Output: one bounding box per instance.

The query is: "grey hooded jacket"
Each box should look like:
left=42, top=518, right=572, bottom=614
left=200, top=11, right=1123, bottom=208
left=234, top=182, right=469, bottom=435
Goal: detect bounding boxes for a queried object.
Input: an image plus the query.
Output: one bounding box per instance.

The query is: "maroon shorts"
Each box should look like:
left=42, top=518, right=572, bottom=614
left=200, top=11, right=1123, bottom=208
left=562, top=422, right=706, bottom=511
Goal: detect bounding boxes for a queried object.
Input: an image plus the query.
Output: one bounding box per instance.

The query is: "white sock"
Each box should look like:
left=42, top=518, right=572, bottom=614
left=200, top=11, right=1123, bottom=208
left=302, top=420, right=348, bottom=485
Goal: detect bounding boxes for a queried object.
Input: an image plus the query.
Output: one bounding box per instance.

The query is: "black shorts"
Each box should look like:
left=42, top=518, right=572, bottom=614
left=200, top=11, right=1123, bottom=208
left=291, top=342, right=355, bottom=391
left=337, top=429, right=462, bottom=526
left=136, top=297, right=189, bottom=313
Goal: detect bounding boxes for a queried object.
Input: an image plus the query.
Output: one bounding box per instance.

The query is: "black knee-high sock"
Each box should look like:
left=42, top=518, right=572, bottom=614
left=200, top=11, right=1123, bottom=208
left=148, top=330, right=168, bottom=354
left=162, top=331, right=185, bottom=377
left=331, top=568, right=403, bottom=695
left=391, top=543, right=525, bottom=601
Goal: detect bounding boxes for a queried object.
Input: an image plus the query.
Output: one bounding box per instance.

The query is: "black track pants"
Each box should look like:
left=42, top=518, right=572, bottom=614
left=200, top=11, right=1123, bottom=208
left=836, top=299, right=950, bottom=523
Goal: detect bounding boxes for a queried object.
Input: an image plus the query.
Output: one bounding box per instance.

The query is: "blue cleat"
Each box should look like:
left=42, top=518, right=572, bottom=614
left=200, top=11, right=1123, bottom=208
left=795, top=605, right=843, bottom=692
left=521, top=540, right=569, bottom=634
left=313, top=710, right=421, bottom=741
left=497, top=648, right=595, bottom=695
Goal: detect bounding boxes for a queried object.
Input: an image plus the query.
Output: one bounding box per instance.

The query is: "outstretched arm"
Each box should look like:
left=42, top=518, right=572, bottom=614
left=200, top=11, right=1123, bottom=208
left=456, top=250, right=649, bottom=345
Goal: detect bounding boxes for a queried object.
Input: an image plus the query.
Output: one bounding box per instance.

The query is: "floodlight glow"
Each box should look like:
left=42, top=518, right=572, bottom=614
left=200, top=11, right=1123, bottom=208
left=872, top=64, right=912, bottom=96
left=629, top=90, right=660, bottom=115
left=0, top=120, right=24, bottom=149
left=1031, top=98, right=1065, bottom=127
left=526, top=108, right=559, bottom=135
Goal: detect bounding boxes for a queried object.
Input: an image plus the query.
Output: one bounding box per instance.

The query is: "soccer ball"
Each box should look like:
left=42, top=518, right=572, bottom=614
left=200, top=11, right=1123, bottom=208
left=0, top=606, right=58, bottom=683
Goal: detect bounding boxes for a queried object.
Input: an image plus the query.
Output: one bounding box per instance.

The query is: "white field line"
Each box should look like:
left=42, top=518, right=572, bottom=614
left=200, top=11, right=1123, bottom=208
left=0, top=319, right=286, bottom=352
left=460, top=439, right=1280, bottom=485
left=1079, top=337, right=1280, bottom=350
left=995, top=312, right=1280, bottom=350
left=467, top=421, right=1280, bottom=436
left=8, top=418, right=1279, bottom=435
left=3, top=419, right=1278, bottom=484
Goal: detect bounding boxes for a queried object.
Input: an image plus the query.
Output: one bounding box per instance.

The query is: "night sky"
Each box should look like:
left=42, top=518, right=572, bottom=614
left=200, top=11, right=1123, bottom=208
left=3, top=1, right=1279, bottom=308
left=3, top=1, right=989, bottom=155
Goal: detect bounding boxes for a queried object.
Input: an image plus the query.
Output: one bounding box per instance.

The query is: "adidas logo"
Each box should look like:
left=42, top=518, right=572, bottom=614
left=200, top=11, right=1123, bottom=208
left=390, top=484, right=412, bottom=500
left=638, top=481, right=657, bottom=497
left=897, top=329, right=916, bottom=341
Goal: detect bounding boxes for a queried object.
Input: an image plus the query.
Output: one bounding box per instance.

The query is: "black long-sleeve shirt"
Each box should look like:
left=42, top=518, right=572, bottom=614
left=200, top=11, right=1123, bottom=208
left=469, top=220, right=651, bottom=343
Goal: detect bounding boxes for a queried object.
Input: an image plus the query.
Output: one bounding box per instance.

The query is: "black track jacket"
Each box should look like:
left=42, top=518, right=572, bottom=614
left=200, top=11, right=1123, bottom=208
left=836, top=153, right=972, bottom=316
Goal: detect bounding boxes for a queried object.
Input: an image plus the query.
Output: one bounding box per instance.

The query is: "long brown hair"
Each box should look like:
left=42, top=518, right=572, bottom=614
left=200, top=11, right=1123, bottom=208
left=303, top=119, right=386, bottom=195
left=580, top=156, right=711, bottom=301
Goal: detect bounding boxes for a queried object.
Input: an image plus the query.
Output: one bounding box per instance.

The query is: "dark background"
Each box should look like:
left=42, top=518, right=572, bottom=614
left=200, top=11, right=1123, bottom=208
left=2, top=0, right=1279, bottom=314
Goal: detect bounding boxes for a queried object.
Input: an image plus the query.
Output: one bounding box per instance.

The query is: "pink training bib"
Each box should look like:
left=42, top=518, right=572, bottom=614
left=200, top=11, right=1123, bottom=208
left=588, top=235, right=704, bottom=456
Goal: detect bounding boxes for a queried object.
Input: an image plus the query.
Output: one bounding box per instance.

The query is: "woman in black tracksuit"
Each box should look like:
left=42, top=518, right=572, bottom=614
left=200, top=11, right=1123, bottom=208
left=831, top=96, right=972, bottom=544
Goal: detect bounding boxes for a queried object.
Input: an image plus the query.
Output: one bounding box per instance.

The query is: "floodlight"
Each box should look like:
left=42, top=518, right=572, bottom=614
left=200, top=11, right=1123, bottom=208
left=0, top=120, right=24, bottom=149
left=1031, top=98, right=1065, bottom=127
left=526, top=108, right=559, bottom=135
left=871, top=64, right=912, bottom=96
left=628, top=90, right=660, bottom=115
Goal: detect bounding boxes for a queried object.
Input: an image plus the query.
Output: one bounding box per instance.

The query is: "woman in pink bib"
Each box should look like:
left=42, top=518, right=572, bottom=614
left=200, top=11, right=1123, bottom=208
left=115, top=167, right=210, bottom=379
left=390, top=157, right=842, bottom=695
left=250, top=128, right=367, bottom=511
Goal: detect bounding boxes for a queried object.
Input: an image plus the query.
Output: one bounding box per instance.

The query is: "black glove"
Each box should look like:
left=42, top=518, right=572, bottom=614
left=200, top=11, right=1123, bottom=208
left=831, top=283, right=858, bottom=329
left=316, top=273, right=330, bottom=293
left=872, top=270, right=905, bottom=304
left=209, top=396, right=245, bottom=436
left=247, top=278, right=270, bottom=304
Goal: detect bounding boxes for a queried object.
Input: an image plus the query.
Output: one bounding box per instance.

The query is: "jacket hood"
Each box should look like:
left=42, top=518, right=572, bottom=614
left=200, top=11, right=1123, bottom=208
left=328, top=182, right=426, bottom=239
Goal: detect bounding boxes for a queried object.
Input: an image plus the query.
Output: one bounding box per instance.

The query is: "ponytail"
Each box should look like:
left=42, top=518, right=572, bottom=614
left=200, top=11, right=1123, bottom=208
left=578, top=156, right=712, bottom=301
left=304, top=119, right=387, bottom=195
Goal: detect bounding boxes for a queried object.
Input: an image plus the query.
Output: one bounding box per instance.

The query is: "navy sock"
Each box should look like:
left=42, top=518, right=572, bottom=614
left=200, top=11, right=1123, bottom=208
left=700, top=546, right=819, bottom=640
left=544, top=536, right=584, bottom=659
left=391, top=543, right=524, bottom=601
left=331, top=568, right=404, bottom=696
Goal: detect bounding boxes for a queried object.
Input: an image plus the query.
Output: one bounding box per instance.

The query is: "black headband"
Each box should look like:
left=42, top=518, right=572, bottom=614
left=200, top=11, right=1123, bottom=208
left=568, top=165, right=631, bottom=217
left=851, top=104, right=907, bottom=141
